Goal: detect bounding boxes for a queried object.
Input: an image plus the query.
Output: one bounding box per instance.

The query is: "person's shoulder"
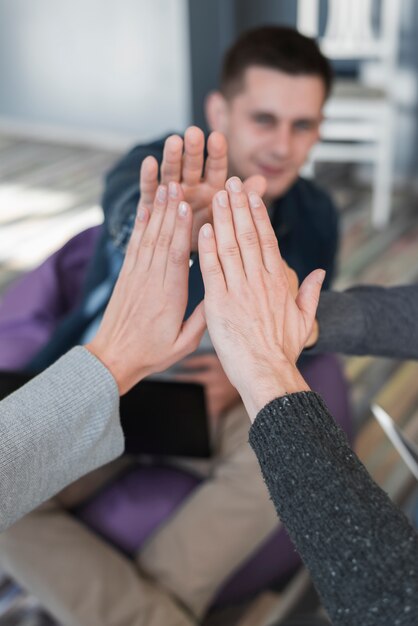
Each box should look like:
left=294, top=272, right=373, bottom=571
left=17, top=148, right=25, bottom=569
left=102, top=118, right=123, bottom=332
left=104, top=132, right=181, bottom=183
left=123, top=132, right=179, bottom=161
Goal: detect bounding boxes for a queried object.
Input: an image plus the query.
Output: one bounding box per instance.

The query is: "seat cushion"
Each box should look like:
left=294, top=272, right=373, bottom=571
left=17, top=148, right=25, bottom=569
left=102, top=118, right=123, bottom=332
left=75, top=465, right=200, bottom=554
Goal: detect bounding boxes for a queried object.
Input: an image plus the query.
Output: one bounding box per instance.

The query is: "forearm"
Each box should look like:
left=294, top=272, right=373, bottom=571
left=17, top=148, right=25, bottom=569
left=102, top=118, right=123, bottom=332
left=311, top=284, right=418, bottom=359
left=249, top=391, right=418, bottom=625
left=0, top=347, right=124, bottom=531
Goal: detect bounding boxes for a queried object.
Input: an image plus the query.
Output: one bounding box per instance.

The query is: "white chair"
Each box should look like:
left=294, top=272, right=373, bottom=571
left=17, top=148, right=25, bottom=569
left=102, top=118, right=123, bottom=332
left=297, top=0, right=401, bottom=228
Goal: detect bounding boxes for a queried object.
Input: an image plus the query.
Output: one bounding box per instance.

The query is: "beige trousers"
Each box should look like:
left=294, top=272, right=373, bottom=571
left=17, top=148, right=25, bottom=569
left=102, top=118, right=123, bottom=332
left=0, top=402, right=279, bottom=626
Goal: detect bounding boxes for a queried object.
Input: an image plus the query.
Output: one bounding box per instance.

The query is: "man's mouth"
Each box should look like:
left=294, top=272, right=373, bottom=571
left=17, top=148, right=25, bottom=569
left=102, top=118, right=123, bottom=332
left=256, top=163, right=288, bottom=177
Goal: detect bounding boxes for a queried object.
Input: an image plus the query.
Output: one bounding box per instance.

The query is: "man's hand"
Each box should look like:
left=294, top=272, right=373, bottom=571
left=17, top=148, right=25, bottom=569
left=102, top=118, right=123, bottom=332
left=138, top=126, right=266, bottom=249
left=175, top=353, right=240, bottom=421
left=198, top=177, right=326, bottom=421
left=87, top=182, right=206, bottom=395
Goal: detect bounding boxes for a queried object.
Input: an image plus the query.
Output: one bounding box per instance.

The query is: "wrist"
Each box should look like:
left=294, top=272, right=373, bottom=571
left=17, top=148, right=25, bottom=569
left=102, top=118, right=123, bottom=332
left=85, top=341, right=143, bottom=395
left=239, top=363, right=310, bottom=422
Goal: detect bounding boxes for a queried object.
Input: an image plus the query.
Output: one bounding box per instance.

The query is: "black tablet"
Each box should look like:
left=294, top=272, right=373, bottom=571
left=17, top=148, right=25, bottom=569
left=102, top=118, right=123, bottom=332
left=0, top=372, right=210, bottom=458
left=120, top=379, right=210, bottom=458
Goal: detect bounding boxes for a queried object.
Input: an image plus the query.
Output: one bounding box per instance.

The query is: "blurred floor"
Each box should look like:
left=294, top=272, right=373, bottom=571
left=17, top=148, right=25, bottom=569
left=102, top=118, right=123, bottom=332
left=0, top=134, right=118, bottom=292
left=0, top=134, right=418, bottom=625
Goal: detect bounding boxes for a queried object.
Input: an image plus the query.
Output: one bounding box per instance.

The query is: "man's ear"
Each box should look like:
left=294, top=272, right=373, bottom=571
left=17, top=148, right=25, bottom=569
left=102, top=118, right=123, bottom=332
left=205, top=91, right=229, bottom=133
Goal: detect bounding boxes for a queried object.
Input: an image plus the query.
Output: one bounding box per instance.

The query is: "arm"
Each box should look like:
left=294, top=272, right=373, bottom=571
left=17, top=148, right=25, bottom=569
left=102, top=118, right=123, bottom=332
left=198, top=179, right=418, bottom=625
left=0, top=181, right=205, bottom=531
left=249, top=391, right=418, bottom=624
left=0, top=347, right=123, bottom=532
left=312, top=284, right=418, bottom=359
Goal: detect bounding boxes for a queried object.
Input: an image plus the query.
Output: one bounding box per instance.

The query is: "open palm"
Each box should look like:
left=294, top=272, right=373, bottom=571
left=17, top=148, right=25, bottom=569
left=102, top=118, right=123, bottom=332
left=137, top=126, right=266, bottom=248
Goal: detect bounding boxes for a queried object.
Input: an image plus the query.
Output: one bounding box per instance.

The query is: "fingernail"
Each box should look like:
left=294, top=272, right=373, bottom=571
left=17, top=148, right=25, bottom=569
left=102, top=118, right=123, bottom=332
left=178, top=201, right=188, bottom=217
left=216, top=190, right=228, bottom=207
left=169, top=181, right=179, bottom=198
left=316, top=270, right=326, bottom=285
left=202, top=224, right=213, bottom=238
left=137, top=207, right=146, bottom=222
left=248, top=192, right=262, bottom=208
left=157, top=185, right=167, bottom=201
left=227, top=177, right=242, bottom=192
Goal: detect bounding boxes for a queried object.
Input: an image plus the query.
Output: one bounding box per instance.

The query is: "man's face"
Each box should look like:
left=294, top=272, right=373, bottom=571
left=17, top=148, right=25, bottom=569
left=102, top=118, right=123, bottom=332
left=214, top=67, right=325, bottom=201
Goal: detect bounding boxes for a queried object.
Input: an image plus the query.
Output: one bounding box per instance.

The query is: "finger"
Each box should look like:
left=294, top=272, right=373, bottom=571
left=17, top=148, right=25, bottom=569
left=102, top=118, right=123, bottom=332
left=182, top=126, right=205, bottom=187
left=248, top=191, right=283, bottom=274
left=174, top=301, right=207, bottom=360
left=163, top=200, right=193, bottom=298
left=137, top=185, right=168, bottom=270
left=161, top=134, right=183, bottom=184
left=243, top=174, right=267, bottom=198
left=122, top=206, right=150, bottom=275
left=139, top=156, right=159, bottom=210
left=296, top=269, right=326, bottom=336
left=151, top=181, right=184, bottom=272
left=204, top=131, right=228, bottom=189
left=225, top=177, right=264, bottom=279
left=198, top=223, right=227, bottom=295
left=211, top=190, right=246, bottom=288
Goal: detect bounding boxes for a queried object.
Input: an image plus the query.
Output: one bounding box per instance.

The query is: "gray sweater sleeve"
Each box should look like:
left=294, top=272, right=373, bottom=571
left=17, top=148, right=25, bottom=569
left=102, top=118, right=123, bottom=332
left=0, top=347, right=124, bottom=532
left=313, top=284, right=418, bottom=359
left=249, top=392, right=418, bottom=626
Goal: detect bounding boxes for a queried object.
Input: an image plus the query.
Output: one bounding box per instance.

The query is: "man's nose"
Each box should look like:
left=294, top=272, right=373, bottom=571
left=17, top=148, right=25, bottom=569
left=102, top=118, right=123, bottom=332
left=271, top=124, right=292, bottom=159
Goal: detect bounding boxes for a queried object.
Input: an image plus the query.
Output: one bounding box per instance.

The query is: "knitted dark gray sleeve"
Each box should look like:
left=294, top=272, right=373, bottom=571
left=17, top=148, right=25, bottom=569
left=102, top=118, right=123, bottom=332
left=312, top=284, right=418, bottom=359
left=249, top=391, right=418, bottom=626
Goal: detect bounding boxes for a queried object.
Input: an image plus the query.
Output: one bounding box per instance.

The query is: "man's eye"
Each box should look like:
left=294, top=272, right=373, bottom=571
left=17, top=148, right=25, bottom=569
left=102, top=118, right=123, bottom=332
left=252, top=114, right=274, bottom=126
left=294, top=121, right=315, bottom=131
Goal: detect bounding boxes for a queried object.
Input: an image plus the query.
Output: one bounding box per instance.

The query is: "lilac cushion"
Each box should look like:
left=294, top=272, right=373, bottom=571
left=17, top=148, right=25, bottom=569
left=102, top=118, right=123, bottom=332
left=76, top=353, right=352, bottom=605
left=0, top=226, right=100, bottom=370
left=76, top=465, right=200, bottom=554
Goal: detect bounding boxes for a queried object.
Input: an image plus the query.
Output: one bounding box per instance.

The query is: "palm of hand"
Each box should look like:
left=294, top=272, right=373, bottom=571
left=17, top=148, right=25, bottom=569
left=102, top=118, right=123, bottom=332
left=138, top=127, right=266, bottom=248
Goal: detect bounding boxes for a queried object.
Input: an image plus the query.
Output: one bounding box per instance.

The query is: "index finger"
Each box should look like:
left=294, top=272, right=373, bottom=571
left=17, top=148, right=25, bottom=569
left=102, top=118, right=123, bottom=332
left=203, top=131, right=228, bottom=189
left=161, top=134, right=183, bottom=184
left=139, top=156, right=159, bottom=210
left=248, top=192, right=283, bottom=275
left=182, top=126, right=205, bottom=187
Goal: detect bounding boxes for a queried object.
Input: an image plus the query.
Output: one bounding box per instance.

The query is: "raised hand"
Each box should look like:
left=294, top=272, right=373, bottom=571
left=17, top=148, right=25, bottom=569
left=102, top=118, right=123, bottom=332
left=87, top=182, right=206, bottom=395
left=138, top=126, right=266, bottom=248
left=198, top=177, right=325, bottom=420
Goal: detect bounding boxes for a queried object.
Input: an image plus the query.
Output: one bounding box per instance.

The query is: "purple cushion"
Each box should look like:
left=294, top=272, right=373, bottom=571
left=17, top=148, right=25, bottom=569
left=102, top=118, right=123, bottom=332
left=0, top=226, right=100, bottom=370
left=76, top=465, right=200, bottom=554
left=77, top=353, right=352, bottom=605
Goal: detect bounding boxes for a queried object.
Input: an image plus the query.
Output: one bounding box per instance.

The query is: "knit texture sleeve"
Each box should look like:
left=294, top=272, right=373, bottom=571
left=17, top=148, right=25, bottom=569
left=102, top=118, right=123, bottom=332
left=0, top=347, right=124, bottom=531
left=312, top=284, right=418, bottom=359
left=249, top=391, right=418, bottom=625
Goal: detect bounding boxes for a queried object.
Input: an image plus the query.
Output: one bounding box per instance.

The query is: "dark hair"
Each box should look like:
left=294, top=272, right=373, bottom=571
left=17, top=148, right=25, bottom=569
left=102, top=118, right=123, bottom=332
left=221, top=26, right=333, bottom=99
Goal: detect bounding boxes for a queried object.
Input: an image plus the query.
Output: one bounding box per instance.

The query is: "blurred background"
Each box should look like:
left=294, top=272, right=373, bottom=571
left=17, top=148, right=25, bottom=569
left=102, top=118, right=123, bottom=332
left=1, top=1, right=418, bottom=624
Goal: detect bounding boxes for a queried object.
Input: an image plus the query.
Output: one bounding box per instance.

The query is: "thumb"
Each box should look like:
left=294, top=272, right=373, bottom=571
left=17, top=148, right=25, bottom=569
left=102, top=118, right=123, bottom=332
left=243, top=174, right=267, bottom=197
left=296, top=269, right=325, bottom=332
left=175, top=301, right=206, bottom=358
